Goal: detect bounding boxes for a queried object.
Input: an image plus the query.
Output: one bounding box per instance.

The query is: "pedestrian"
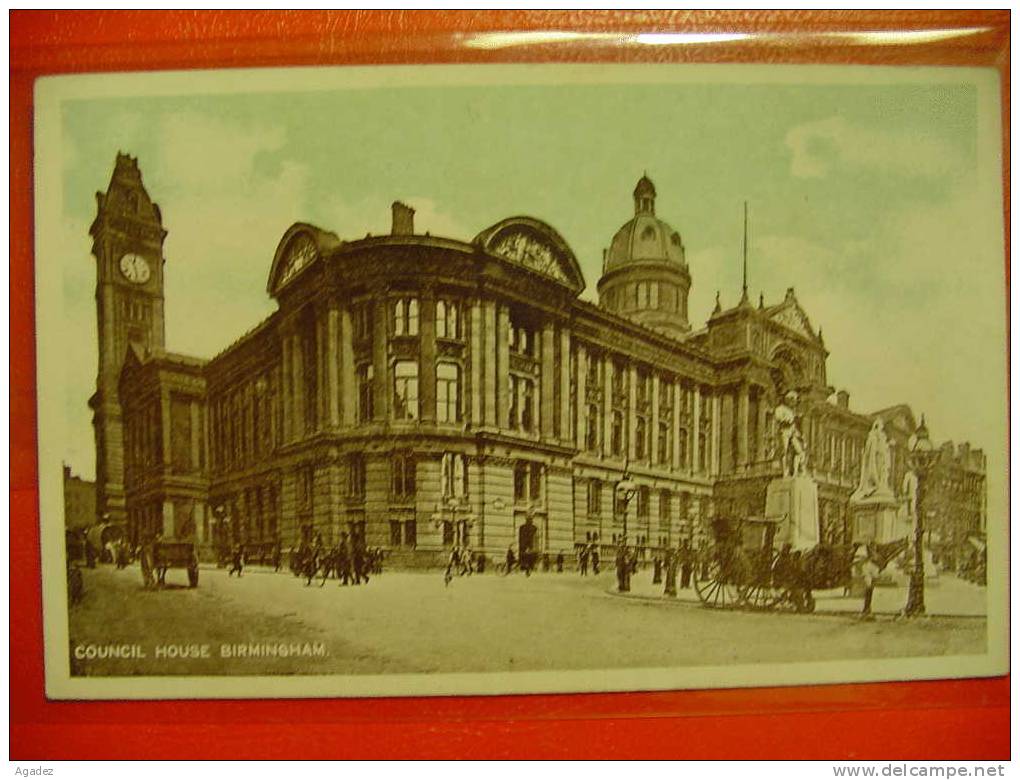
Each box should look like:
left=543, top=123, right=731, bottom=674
left=652, top=554, right=663, bottom=584
left=679, top=540, right=693, bottom=589
left=856, top=544, right=880, bottom=620
left=139, top=536, right=155, bottom=590
left=504, top=545, right=516, bottom=575
left=615, top=542, right=630, bottom=592
left=590, top=544, right=600, bottom=575
left=556, top=550, right=565, bottom=573
left=228, top=542, right=244, bottom=577
left=577, top=544, right=589, bottom=576
left=541, top=553, right=551, bottom=573
left=663, top=549, right=679, bottom=598
left=272, top=538, right=282, bottom=572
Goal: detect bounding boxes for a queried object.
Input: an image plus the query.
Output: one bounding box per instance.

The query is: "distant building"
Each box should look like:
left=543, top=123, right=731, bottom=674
left=63, top=464, right=96, bottom=532
left=924, top=442, right=987, bottom=570
left=91, top=154, right=987, bottom=565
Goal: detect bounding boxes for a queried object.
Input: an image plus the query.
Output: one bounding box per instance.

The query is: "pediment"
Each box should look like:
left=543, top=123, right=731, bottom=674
left=474, top=217, right=585, bottom=294
left=267, top=223, right=342, bottom=297
left=768, top=300, right=817, bottom=341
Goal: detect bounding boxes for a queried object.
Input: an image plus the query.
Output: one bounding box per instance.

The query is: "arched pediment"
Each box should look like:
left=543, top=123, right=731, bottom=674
left=267, top=223, right=342, bottom=297
left=473, top=217, right=585, bottom=294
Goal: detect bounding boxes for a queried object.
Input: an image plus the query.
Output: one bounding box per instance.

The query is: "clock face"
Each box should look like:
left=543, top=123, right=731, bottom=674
left=119, top=253, right=151, bottom=284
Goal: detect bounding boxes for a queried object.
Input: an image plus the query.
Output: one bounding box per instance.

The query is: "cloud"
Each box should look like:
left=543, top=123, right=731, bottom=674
left=785, top=116, right=962, bottom=180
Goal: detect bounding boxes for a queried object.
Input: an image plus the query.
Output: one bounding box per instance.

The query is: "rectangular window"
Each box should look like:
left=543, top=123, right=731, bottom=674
left=353, top=301, right=373, bottom=342
left=436, top=299, right=461, bottom=340
left=637, top=486, right=650, bottom=518
left=658, top=421, right=671, bottom=466
left=611, top=410, right=624, bottom=457
left=635, top=417, right=647, bottom=460
left=390, top=520, right=402, bottom=547
left=393, top=360, right=419, bottom=420
left=529, top=464, right=542, bottom=501
left=436, top=362, right=461, bottom=423
left=659, top=489, right=672, bottom=524
left=441, top=452, right=467, bottom=499
left=513, top=462, right=528, bottom=502
left=392, top=297, right=420, bottom=337
left=587, top=478, right=602, bottom=516
left=298, top=464, right=314, bottom=511
left=357, top=363, right=374, bottom=422
left=404, top=519, right=417, bottom=547
left=442, top=520, right=454, bottom=547
left=348, top=454, right=365, bottom=498
left=586, top=403, right=600, bottom=451
left=391, top=452, right=416, bottom=499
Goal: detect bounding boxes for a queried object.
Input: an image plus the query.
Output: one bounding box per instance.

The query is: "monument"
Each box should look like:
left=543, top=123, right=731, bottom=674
left=850, top=419, right=912, bottom=544
left=765, top=391, right=820, bottom=550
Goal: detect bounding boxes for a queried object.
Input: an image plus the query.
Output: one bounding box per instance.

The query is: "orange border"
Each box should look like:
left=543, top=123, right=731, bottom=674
left=10, top=10, right=1010, bottom=760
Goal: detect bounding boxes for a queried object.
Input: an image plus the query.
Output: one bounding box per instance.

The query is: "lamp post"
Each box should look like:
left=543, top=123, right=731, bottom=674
left=905, top=415, right=938, bottom=617
left=615, top=472, right=638, bottom=592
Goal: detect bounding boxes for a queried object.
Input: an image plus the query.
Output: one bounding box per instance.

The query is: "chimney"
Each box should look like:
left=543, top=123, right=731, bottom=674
left=391, top=201, right=415, bottom=236
left=836, top=390, right=849, bottom=409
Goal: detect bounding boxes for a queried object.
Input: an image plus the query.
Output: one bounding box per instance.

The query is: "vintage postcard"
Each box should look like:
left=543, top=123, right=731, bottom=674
left=35, top=63, right=1007, bottom=700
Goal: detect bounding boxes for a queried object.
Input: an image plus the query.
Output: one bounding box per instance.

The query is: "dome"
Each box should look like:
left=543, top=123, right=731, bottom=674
left=604, top=175, right=686, bottom=272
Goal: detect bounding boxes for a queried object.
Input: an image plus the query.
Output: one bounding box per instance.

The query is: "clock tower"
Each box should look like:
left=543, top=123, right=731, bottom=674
left=88, top=153, right=167, bottom=527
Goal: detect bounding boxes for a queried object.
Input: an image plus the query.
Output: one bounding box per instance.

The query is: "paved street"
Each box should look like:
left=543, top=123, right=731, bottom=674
left=68, top=563, right=986, bottom=677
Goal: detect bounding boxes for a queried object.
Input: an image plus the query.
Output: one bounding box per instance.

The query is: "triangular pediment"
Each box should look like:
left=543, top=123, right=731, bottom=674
left=768, top=298, right=817, bottom=341
left=474, top=217, right=585, bottom=294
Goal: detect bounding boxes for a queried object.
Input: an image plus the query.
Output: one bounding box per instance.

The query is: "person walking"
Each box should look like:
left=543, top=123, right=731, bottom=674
left=590, top=544, right=600, bottom=575
left=228, top=542, right=244, bottom=578
left=663, top=548, right=679, bottom=598
left=856, top=544, right=881, bottom=619
left=578, top=544, right=589, bottom=576
left=556, top=550, right=565, bottom=573
left=504, top=545, right=516, bottom=575
left=679, top=539, right=693, bottom=590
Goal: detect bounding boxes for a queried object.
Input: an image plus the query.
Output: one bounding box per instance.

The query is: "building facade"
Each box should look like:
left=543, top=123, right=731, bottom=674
left=98, top=156, right=986, bottom=565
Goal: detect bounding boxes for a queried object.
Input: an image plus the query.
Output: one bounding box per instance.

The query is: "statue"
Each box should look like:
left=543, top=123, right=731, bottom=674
left=852, top=419, right=894, bottom=501
left=774, top=391, right=807, bottom=478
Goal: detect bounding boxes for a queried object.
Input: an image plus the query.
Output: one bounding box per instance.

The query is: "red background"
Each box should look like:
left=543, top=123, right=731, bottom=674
left=9, top=10, right=1010, bottom=760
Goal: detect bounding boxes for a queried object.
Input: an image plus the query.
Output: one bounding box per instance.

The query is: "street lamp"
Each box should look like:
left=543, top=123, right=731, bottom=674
left=615, top=471, right=638, bottom=592
left=905, top=415, right=938, bottom=617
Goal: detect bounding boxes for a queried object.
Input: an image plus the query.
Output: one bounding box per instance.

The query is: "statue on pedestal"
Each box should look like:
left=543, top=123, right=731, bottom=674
left=775, top=391, right=807, bottom=478
left=852, top=419, right=895, bottom=502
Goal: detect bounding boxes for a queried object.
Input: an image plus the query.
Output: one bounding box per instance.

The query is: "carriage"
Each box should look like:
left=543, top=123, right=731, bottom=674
left=692, top=515, right=861, bottom=613
left=152, top=540, right=200, bottom=588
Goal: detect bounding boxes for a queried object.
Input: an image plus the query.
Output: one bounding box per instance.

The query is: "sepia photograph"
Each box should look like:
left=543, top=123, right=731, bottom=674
left=34, top=62, right=1007, bottom=700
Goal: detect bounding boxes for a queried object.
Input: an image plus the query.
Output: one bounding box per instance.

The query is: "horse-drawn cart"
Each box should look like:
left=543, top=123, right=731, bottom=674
left=693, top=515, right=860, bottom=613
left=153, top=540, right=200, bottom=588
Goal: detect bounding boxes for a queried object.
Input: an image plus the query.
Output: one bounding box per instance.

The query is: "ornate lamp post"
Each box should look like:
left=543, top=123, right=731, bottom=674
left=615, top=472, right=638, bottom=592
left=905, top=416, right=938, bottom=617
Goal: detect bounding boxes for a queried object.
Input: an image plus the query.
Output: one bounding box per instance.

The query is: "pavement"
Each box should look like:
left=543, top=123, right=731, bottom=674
left=616, top=569, right=987, bottom=617
left=68, top=563, right=986, bottom=677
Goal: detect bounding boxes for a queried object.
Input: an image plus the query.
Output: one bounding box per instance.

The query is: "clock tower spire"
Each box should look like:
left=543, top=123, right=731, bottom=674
left=88, top=153, right=167, bottom=527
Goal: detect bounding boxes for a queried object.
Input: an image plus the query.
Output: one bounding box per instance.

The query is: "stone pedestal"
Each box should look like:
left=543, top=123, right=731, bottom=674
left=765, top=476, right=819, bottom=551
left=850, top=496, right=907, bottom=545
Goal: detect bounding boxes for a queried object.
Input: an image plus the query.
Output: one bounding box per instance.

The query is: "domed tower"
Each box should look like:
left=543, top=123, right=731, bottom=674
left=597, top=174, right=691, bottom=337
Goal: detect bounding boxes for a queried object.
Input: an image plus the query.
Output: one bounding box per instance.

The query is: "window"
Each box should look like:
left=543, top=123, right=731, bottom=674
left=393, top=361, right=419, bottom=420
left=612, top=360, right=626, bottom=397
left=510, top=322, right=534, bottom=357
left=298, top=465, right=314, bottom=511
left=357, top=364, right=374, bottom=422
left=391, top=452, right=416, bottom=499
left=636, top=371, right=651, bottom=405
left=442, top=521, right=454, bottom=546
left=441, top=452, right=468, bottom=499
left=659, top=490, right=672, bottom=525
left=404, top=520, right=417, bottom=547
left=635, top=417, right=647, bottom=460
left=513, top=462, right=528, bottom=502
left=509, top=375, right=536, bottom=432
left=529, top=464, right=542, bottom=501
left=392, top=297, right=419, bottom=337
left=637, top=486, right=650, bottom=518
left=678, top=428, right=689, bottom=469
left=390, top=520, right=402, bottom=547
left=587, top=479, right=602, bottom=516
left=658, top=421, right=671, bottom=466
left=436, top=299, right=460, bottom=340
left=436, top=362, right=461, bottom=423
left=611, top=411, right=624, bottom=457
left=585, top=403, right=600, bottom=451
left=348, top=454, right=365, bottom=498
left=353, top=301, right=373, bottom=342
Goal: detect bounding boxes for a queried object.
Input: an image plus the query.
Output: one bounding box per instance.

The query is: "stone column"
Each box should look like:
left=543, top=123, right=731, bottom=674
left=559, top=326, right=571, bottom=445
left=160, top=389, right=171, bottom=473
left=737, top=382, right=750, bottom=469
left=339, top=305, right=355, bottom=427
left=757, top=388, right=768, bottom=464
left=711, top=393, right=721, bottom=476
left=327, top=303, right=340, bottom=427
left=575, top=344, right=587, bottom=449
left=470, top=300, right=482, bottom=425
left=627, top=365, right=637, bottom=461
left=650, top=374, right=660, bottom=466
left=372, top=296, right=388, bottom=422
left=496, top=304, right=510, bottom=430
left=483, top=299, right=497, bottom=427
left=602, top=356, right=613, bottom=458
left=420, top=287, right=437, bottom=423
left=292, top=332, right=305, bottom=439
left=190, top=400, right=201, bottom=472
left=673, top=381, right=682, bottom=472
left=692, top=385, right=702, bottom=474
left=540, top=322, right=555, bottom=440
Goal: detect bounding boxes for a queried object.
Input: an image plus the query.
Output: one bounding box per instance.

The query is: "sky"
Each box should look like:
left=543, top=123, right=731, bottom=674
left=49, top=66, right=1006, bottom=521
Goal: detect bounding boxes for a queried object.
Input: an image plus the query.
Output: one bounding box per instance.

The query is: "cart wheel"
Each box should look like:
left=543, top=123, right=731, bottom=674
left=693, top=557, right=740, bottom=609
left=187, top=564, right=199, bottom=588
left=739, top=582, right=782, bottom=610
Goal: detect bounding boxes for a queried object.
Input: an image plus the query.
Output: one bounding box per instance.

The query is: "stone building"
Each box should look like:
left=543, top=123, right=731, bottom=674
left=63, top=464, right=96, bottom=532
left=94, top=155, right=986, bottom=565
